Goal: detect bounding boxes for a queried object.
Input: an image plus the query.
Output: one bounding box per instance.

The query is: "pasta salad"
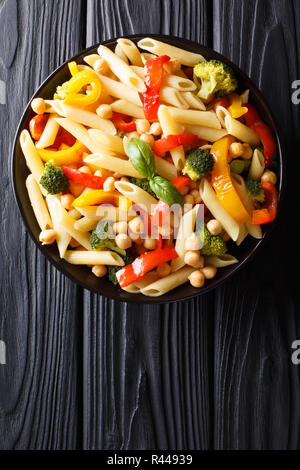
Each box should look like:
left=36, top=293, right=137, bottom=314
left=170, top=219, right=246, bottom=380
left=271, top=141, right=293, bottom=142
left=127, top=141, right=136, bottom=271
left=20, top=37, right=278, bottom=297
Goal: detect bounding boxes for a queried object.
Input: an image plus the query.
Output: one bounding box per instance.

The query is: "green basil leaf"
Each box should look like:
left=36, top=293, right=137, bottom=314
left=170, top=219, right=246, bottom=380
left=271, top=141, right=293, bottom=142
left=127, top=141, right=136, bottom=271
left=127, top=138, right=156, bottom=179
left=149, top=176, right=184, bottom=207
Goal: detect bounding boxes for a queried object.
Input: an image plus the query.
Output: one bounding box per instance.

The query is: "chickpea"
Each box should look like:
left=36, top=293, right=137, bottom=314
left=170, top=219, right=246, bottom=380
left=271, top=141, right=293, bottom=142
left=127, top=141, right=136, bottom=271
left=207, top=219, right=222, bottom=236
left=103, top=176, right=116, bottom=192
left=128, top=216, right=144, bottom=235
left=96, top=104, right=112, bottom=119
left=78, top=165, right=92, bottom=175
left=31, top=97, right=46, bottom=115
left=201, top=265, right=217, bottom=279
left=115, top=233, right=132, bottom=250
left=242, top=143, right=253, bottom=159
left=140, top=133, right=154, bottom=148
left=184, top=250, right=204, bottom=268
left=261, top=170, right=277, bottom=185
left=157, top=262, right=171, bottom=277
left=93, top=58, right=109, bottom=75
left=148, top=122, right=162, bottom=136
left=229, top=142, right=244, bottom=159
left=61, top=193, right=75, bottom=211
left=92, top=265, right=107, bottom=278
left=144, top=237, right=157, bottom=250
left=135, top=119, right=150, bottom=134
left=39, top=229, right=57, bottom=245
left=190, top=189, right=202, bottom=204
left=188, top=270, right=205, bottom=288
left=180, top=186, right=189, bottom=196
left=184, top=194, right=194, bottom=205
left=185, top=233, right=201, bottom=251
left=113, top=221, right=128, bottom=234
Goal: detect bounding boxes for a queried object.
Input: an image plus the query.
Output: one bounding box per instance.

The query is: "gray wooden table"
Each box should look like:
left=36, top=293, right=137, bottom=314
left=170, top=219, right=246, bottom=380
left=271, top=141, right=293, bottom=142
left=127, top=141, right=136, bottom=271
left=0, top=0, right=299, bottom=450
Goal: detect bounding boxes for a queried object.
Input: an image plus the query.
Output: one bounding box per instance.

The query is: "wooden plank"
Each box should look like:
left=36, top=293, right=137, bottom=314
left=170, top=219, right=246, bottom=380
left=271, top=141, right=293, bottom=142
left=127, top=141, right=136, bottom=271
left=84, top=0, right=213, bottom=450
left=212, top=0, right=300, bottom=450
left=0, top=0, right=86, bottom=449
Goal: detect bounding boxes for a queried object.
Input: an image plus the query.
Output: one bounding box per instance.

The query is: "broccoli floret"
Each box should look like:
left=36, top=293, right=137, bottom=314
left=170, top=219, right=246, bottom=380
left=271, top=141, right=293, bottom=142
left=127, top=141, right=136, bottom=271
left=40, top=161, right=69, bottom=194
left=246, top=178, right=265, bottom=202
left=196, top=223, right=227, bottom=257
left=182, top=148, right=214, bottom=181
left=194, top=60, right=238, bottom=100
left=53, top=80, right=69, bottom=100
left=230, top=159, right=251, bottom=174
left=107, top=252, right=136, bottom=285
left=90, top=220, right=126, bottom=256
left=129, top=177, right=157, bottom=198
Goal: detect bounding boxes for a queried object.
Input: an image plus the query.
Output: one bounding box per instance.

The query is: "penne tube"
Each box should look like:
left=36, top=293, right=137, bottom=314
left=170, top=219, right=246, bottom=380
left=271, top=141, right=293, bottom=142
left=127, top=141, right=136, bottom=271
left=98, top=45, right=146, bottom=92
left=36, top=114, right=60, bottom=149
left=224, top=114, right=260, bottom=146
left=46, top=195, right=71, bottom=258
left=184, top=124, right=228, bottom=141
left=77, top=205, right=119, bottom=221
left=117, top=38, right=143, bottom=66
left=122, top=272, right=160, bottom=293
left=84, top=53, right=101, bottom=67
left=97, top=74, right=142, bottom=106
left=141, top=266, right=195, bottom=297
left=20, top=130, right=46, bottom=194
left=236, top=223, right=248, bottom=246
left=59, top=206, right=92, bottom=250
left=157, top=105, right=185, bottom=170
left=137, top=38, right=204, bottom=66
left=26, top=174, right=52, bottom=230
left=171, top=205, right=199, bottom=272
left=88, top=129, right=125, bottom=155
left=44, top=100, right=57, bottom=113
left=74, top=216, right=99, bottom=232
left=248, top=148, right=265, bottom=180
left=163, top=74, right=197, bottom=91
left=199, top=178, right=241, bottom=242
left=110, top=99, right=144, bottom=119
left=52, top=101, right=116, bottom=135
left=115, top=43, right=129, bottom=63
left=68, top=208, right=82, bottom=220
left=180, top=92, right=206, bottom=110
left=141, top=52, right=156, bottom=64
left=240, top=89, right=250, bottom=104
left=166, top=106, right=222, bottom=129
left=84, top=153, right=143, bottom=178
left=160, top=86, right=189, bottom=109
left=205, top=255, right=238, bottom=268
left=54, top=117, right=101, bottom=153
left=154, top=155, right=178, bottom=180
left=231, top=173, right=254, bottom=214
left=245, top=221, right=263, bottom=239
left=115, top=181, right=157, bottom=214
left=64, top=250, right=125, bottom=266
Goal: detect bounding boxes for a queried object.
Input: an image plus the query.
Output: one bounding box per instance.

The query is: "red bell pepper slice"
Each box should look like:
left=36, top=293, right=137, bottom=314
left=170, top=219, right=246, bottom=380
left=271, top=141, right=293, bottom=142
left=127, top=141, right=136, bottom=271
left=169, top=175, right=192, bottom=192
left=154, top=133, right=201, bottom=156
left=252, top=181, right=278, bottom=225
left=244, top=104, right=276, bottom=168
left=143, top=55, right=170, bottom=120
left=116, top=246, right=178, bottom=287
left=213, top=96, right=229, bottom=113
left=62, top=166, right=106, bottom=189
left=112, top=112, right=136, bottom=132
left=53, top=130, right=76, bottom=148
left=29, top=114, right=49, bottom=140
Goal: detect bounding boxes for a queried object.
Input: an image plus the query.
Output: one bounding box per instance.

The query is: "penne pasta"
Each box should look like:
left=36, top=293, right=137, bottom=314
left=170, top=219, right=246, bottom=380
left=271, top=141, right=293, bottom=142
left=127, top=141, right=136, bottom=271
left=26, top=174, right=52, bottom=230
left=157, top=105, right=185, bottom=170
left=110, top=99, right=144, bottom=119
left=84, top=53, right=101, bottom=67
left=59, top=206, right=92, bottom=250
left=52, top=101, right=116, bottom=135
left=88, top=129, right=125, bottom=155
left=248, top=148, right=265, bottom=180
left=117, top=38, right=143, bottom=66
left=154, top=156, right=178, bottom=180
left=64, top=250, right=125, bottom=266
left=171, top=205, right=200, bottom=272
left=20, top=130, right=46, bottom=194
left=240, top=89, right=250, bottom=104
left=46, top=195, right=71, bottom=258
left=122, top=272, right=160, bottom=293
left=74, top=216, right=99, bottom=232
left=184, top=124, right=228, bottom=141
left=199, top=178, right=241, bottom=242
left=166, top=106, right=222, bottom=129
left=77, top=205, right=119, bottom=221
left=98, top=45, right=146, bottom=92
left=83, top=152, right=143, bottom=178
left=205, top=255, right=239, bottom=268
left=54, top=117, right=101, bottom=153
left=180, top=92, right=206, bottom=110
left=163, top=74, right=197, bottom=91
left=114, top=43, right=129, bottom=63
left=137, top=38, right=204, bottom=66
left=115, top=181, right=157, bottom=214
left=36, top=114, right=60, bottom=149
left=141, top=266, right=196, bottom=297
left=245, top=221, right=263, bottom=239
left=140, top=52, right=156, bottom=64
left=97, top=74, right=142, bottom=106
left=160, top=86, right=189, bottom=109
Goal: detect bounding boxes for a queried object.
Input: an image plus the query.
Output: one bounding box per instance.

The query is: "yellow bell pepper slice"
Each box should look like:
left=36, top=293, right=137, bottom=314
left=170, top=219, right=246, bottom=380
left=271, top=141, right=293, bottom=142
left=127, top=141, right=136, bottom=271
left=228, top=93, right=248, bottom=119
left=37, top=140, right=86, bottom=165
left=68, top=61, right=80, bottom=77
left=73, top=190, right=132, bottom=210
left=210, top=136, right=250, bottom=223
left=64, top=70, right=102, bottom=107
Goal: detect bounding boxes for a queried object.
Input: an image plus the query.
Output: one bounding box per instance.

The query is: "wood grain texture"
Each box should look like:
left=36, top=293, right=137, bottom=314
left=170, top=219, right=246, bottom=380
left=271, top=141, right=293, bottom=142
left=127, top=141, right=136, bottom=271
left=0, top=0, right=85, bottom=449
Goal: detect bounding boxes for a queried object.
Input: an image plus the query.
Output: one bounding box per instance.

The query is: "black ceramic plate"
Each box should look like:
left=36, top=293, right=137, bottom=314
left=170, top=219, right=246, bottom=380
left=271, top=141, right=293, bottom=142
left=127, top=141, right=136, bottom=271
left=11, top=34, right=285, bottom=304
